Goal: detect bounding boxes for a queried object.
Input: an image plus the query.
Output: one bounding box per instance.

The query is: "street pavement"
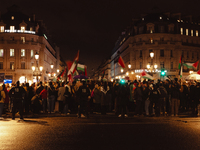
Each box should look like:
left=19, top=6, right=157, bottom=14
left=1, top=113, right=200, bottom=150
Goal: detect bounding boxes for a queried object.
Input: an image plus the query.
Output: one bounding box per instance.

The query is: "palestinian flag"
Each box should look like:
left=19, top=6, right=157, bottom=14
left=183, top=61, right=199, bottom=69
left=77, top=64, right=85, bottom=72
left=118, top=56, right=125, bottom=68
left=197, top=70, right=200, bottom=75
left=178, top=55, right=182, bottom=70
left=141, top=71, right=154, bottom=80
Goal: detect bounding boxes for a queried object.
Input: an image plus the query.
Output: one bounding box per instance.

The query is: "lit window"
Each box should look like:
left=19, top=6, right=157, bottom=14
left=31, top=50, right=34, bottom=57
left=150, top=38, right=153, bottom=43
left=191, top=30, right=193, bottom=36
left=29, top=18, right=31, bottom=21
left=0, top=26, right=4, bottom=32
left=30, top=27, right=33, bottom=31
left=142, top=18, right=144, bottom=20
left=21, top=26, right=25, bottom=32
left=21, top=37, right=25, bottom=43
left=160, top=16, right=162, bottom=20
left=0, top=49, right=3, bottom=57
left=11, top=16, right=14, bottom=20
left=10, top=26, right=15, bottom=32
left=21, top=62, right=25, bottom=69
left=21, top=49, right=25, bottom=57
left=10, top=62, right=14, bottom=70
left=10, top=49, right=14, bottom=57
left=196, top=30, right=198, bottom=37
left=180, top=28, right=183, bottom=35
left=186, top=29, right=188, bottom=36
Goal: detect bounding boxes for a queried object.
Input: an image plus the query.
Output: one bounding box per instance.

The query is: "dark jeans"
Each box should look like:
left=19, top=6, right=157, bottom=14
left=42, top=99, right=47, bottom=113
left=58, top=101, right=64, bottom=113
left=135, top=100, right=143, bottom=115
left=12, top=100, right=23, bottom=120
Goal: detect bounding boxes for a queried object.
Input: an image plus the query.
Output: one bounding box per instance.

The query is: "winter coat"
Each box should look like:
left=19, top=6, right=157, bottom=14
left=93, top=88, right=101, bottom=104
left=0, top=86, right=5, bottom=103
left=57, top=86, right=65, bottom=101
left=135, top=86, right=143, bottom=101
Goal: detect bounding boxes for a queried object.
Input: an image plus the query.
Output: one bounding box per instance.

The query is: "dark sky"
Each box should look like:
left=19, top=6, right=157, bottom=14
left=1, top=0, right=200, bottom=76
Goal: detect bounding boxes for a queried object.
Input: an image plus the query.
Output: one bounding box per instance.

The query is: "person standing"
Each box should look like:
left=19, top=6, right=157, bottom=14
left=77, top=80, right=90, bottom=118
left=64, top=81, right=72, bottom=115
left=0, top=85, right=6, bottom=120
left=135, top=82, right=143, bottom=116
left=57, top=82, right=65, bottom=113
left=47, top=82, right=56, bottom=113
left=171, top=79, right=180, bottom=116
left=157, top=83, right=168, bottom=116
left=8, top=81, right=26, bottom=120
left=40, top=86, right=47, bottom=113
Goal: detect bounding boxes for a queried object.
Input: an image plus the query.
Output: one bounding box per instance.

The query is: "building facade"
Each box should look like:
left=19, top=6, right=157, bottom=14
left=111, top=12, right=200, bottom=80
left=0, top=5, right=60, bottom=84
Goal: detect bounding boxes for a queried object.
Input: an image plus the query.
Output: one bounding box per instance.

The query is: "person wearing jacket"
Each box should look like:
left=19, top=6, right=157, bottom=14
left=93, top=84, right=101, bottom=113
left=157, top=83, right=168, bottom=116
left=171, top=79, right=180, bottom=116
left=0, top=86, right=6, bottom=120
left=40, top=86, right=47, bottom=113
left=57, top=82, right=65, bottom=114
left=64, top=81, right=72, bottom=115
left=135, top=82, right=143, bottom=116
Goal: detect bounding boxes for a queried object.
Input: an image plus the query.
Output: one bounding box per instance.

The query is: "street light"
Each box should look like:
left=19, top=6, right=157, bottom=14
left=121, top=68, right=124, bottom=73
left=50, top=63, right=54, bottom=69
left=32, top=52, right=43, bottom=83
left=128, top=62, right=131, bottom=69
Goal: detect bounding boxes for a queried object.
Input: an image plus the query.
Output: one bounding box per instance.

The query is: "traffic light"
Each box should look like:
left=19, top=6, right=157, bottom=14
left=160, top=70, right=166, bottom=76
left=120, top=79, right=125, bottom=84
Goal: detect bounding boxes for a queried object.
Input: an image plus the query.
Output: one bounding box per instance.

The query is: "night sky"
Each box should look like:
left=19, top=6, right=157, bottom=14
left=1, top=0, right=200, bottom=76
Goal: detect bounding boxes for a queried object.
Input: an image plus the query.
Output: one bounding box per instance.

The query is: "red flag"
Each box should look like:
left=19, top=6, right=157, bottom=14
left=85, top=66, right=87, bottom=76
left=193, top=61, right=199, bottom=69
left=118, top=56, right=125, bottom=68
left=60, top=68, right=67, bottom=78
left=66, top=61, right=72, bottom=70
left=197, top=70, right=200, bottom=75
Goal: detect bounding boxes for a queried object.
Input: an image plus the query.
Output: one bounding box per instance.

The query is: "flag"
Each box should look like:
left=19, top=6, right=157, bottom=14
left=77, top=64, right=85, bottom=72
left=69, top=50, right=79, bottom=74
left=141, top=71, right=154, bottom=80
left=197, top=70, right=200, bottom=75
left=180, top=65, right=182, bottom=78
left=84, top=66, right=87, bottom=76
left=183, top=61, right=199, bottom=69
left=118, top=56, right=125, bottom=68
left=60, top=67, right=67, bottom=78
left=178, top=55, right=182, bottom=70
left=66, top=61, right=72, bottom=70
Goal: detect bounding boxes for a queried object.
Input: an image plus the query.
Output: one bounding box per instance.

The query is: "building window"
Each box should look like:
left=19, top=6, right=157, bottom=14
left=0, top=62, right=3, bottom=69
left=186, top=29, right=188, bottom=36
left=31, top=38, right=34, bottom=42
left=171, top=62, right=173, bottom=69
left=160, top=37, right=164, bottom=41
left=160, top=62, right=164, bottom=69
left=10, top=37, right=14, bottom=41
left=10, top=62, right=14, bottom=70
left=21, top=62, right=25, bottom=69
left=160, top=49, right=164, bottom=57
left=150, top=38, right=153, bottom=43
left=21, top=37, right=25, bottom=43
left=187, top=51, right=189, bottom=59
left=11, top=16, right=14, bottom=20
left=10, top=26, right=15, bottom=32
left=21, top=26, right=25, bottom=32
left=140, top=62, right=142, bottom=69
left=159, top=26, right=165, bottom=33
left=10, top=49, right=14, bottom=57
left=139, top=50, right=142, bottom=57
left=31, top=50, right=34, bottom=58
left=160, top=16, right=162, bottom=20
left=30, top=27, right=33, bottom=31
left=196, top=30, right=198, bottom=37
left=29, top=18, right=31, bottom=21
left=0, top=26, right=4, bottom=32
left=0, top=49, right=3, bottom=57
left=21, top=49, right=25, bottom=57
left=191, top=30, right=193, bottom=36
left=170, top=50, right=173, bottom=57
left=180, top=28, right=183, bottom=35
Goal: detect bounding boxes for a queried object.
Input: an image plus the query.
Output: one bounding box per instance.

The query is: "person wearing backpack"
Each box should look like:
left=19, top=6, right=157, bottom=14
left=157, top=83, right=168, bottom=116
left=8, top=81, right=26, bottom=120
left=0, top=85, right=6, bottom=120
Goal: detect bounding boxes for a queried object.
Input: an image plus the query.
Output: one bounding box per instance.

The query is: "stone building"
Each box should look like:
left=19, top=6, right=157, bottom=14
left=111, top=11, right=200, bottom=80
left=0, top=5, right=60, bottom=84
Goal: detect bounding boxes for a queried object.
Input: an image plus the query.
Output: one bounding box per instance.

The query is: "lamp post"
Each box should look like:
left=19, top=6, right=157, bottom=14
left=32, top=52, right=43, bottom=83
left=49, top=63, right=54, bottom=80
left=147, top=52, right=157, bottom=75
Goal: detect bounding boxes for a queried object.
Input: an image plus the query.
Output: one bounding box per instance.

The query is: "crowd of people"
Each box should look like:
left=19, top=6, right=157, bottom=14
left=0, top=78, right=200, bottom=120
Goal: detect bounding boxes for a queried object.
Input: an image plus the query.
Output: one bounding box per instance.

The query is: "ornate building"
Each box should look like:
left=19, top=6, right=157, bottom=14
left=111, top=11, right=200, bottom=80
left=0, top=5, right=60, bottom=84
